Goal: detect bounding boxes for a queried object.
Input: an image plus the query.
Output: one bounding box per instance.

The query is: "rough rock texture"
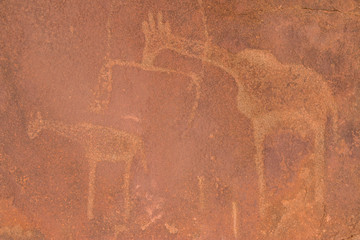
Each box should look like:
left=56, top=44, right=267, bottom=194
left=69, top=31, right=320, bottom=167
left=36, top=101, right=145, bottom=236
left=1, top=0, right=360, bottom=239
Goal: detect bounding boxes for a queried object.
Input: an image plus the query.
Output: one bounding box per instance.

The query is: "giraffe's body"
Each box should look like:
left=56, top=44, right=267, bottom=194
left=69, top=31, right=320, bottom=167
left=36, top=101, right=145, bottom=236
left=27, top=113, right=147, bottom=221
left=42, top=120, right=142, bottom=163
left=230, top=50, right=335, bottom=121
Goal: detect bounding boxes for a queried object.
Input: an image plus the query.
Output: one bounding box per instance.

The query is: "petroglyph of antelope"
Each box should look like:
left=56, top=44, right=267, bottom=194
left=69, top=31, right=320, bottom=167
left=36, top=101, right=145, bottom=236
left=27, top=112, right=147, bottom=222
left=141, top=12, right=338, bottom=226
left=91, top=2, right=201, bottom=127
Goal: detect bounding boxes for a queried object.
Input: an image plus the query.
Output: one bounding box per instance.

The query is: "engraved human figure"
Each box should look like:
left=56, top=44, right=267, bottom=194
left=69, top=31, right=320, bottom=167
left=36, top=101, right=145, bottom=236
left=141, top=12, right=337, bottom=233
left=27, top=112, right=147, bottom=222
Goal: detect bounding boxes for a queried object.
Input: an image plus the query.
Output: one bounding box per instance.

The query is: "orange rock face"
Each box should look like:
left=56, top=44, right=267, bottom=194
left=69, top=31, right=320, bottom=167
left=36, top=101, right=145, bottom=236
left=1, top=0, right=360, bottom=239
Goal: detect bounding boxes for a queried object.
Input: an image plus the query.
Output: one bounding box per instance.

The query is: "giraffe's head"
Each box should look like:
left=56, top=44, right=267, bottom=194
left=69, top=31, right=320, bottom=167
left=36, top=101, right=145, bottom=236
left=27, top=112, right=44, bottom=139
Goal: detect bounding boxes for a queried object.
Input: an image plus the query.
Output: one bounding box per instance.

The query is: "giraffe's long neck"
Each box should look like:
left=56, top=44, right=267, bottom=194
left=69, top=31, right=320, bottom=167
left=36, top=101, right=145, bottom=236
left=168, top=36, right=238, bottom=76
left=166, top=36, right=255, bottom=119
left=42, top=120, right=86, bottom=142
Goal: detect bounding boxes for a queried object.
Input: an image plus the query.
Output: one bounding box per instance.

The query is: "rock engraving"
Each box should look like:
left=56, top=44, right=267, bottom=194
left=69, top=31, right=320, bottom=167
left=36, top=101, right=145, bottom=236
left=27, top=112, right=147, bottom=222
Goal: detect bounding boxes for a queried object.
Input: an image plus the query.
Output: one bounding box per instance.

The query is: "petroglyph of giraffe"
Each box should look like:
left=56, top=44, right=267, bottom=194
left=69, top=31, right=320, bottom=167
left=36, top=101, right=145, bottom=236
left=27, top=112, right=147, bottom=222
left=90, top=2, right=201, bottom=127
left=141, top=12, right=338, bottom=227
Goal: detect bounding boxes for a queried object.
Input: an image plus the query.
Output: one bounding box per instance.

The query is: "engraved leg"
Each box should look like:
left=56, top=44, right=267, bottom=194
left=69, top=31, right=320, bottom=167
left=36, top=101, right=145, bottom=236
left=197, top=176, right=205, bottom=212
left=123, top=159, right=132, bottom=223
left=87, top=159, right=97, bottom=220
left=232, top=201, right=238, bottom=239
left=312, top=123, right=326, bottom=205
left=284, top=112, right=325, bottom=204
left=253, top=121, right=267, bottom=220
left=253, top=113, right=281, bottom=218
left=253, top=112, right=285, bottom=236
left=138, top=145, right=148, bottom=174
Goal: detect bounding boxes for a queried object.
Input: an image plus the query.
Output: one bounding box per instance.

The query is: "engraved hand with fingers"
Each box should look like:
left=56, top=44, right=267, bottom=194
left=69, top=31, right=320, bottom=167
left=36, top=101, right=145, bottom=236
left=142, top=12, right=172, bottom=66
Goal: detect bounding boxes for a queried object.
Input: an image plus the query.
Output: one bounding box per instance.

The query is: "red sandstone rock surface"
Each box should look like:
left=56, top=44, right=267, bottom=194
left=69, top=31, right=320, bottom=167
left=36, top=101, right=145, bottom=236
left=1, top=0, right=360, bottom=239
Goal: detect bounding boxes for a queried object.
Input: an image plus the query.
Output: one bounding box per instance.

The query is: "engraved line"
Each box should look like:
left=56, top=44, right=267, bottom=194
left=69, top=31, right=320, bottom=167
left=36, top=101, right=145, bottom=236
left=232, top=201, right=238, bottom=239
left=27, top=112, right=145, bottom=223
left=197, top=176, right=205, bottom=211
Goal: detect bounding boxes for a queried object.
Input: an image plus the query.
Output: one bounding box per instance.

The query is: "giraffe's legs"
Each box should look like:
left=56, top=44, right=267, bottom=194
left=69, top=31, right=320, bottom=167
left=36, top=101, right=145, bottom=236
left=113, top=158, right=135, bottom=238
left=253, top=113, right=281, bottom=220
left=253, top=117, right=273, bottom=239
left=87, top=159, right=97, bottom=220
left=254, top=110, right=326, bottom=239
left=253, top=111, right=306, bottom=236
left=123, top=159, right=132, bottom=223
left=312, top=124, right=326, bottom=205
left=284, top=113, right=326, bottom=205
left=138, top=145, right=148, bottom=174
left=253, top=121, right=267, bottom=220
